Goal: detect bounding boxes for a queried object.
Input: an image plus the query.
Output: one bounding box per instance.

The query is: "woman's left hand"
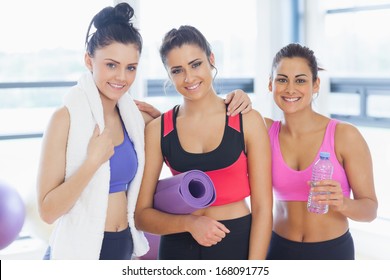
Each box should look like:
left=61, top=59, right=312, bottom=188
left=310, top=179, right=346, bottom=212
left=224, top=89, right=252, bottom=116
left=135, top=99, right=161, bottom=119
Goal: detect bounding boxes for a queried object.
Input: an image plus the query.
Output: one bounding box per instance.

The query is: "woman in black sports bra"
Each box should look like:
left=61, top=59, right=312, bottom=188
left=135, top=25, right=273, bottom=260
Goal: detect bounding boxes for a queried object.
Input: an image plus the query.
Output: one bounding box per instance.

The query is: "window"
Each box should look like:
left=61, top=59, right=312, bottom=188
left=322, top=1, right=390, bottom=127
left=0, top=0, right=113, bottom=82
left=138, top=0, right=256, bottom=111
left=322, top=1, right=390, bottom=77
left=0, top=0, right=112, bottom=136
left=139, top=0, right=256, bottom=79
left=322, top=0, right=390, bottom=228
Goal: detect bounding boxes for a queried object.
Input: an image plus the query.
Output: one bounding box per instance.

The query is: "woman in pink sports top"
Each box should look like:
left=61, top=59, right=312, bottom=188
left=265, top=43, right=378, bottom=260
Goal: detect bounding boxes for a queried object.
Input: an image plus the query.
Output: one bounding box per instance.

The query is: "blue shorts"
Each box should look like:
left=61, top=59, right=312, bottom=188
left=266, top=230, right=355, bottom=260
left=159, top=214, right=251, bottom=260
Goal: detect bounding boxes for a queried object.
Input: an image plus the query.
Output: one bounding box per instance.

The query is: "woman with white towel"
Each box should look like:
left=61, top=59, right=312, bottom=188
left=36, top=2, right=152, bottom=260
left=36, top=2, right=251, bottom=260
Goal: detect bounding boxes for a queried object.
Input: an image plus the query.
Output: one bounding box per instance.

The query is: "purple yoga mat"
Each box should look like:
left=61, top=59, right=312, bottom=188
left=153, top=170, right=216, bottom=214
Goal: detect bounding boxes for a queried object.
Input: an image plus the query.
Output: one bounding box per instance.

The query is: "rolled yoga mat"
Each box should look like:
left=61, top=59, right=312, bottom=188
left=153, top=170, right=216, bottom=214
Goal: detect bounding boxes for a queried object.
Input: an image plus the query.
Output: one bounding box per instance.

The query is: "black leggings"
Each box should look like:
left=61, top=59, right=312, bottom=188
left=159, top=214, right=251, bottom=260
left=266, top=230, right=355, bottom=260
left=99, top=226, right=134, bottom=260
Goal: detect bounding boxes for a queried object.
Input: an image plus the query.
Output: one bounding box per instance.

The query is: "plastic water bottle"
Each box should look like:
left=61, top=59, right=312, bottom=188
left=307, top=152, right=333, bottom=214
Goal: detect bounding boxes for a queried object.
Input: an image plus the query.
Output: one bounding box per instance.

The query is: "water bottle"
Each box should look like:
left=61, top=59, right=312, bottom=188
left=307, top=152, right=333, bottom=214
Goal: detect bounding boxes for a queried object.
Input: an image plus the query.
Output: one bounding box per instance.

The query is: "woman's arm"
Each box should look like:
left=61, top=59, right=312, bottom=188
left=134, top=99, right=161, bottom=121
left=135, top=89, right=252, bottom=121
left=37, top=107, right=114, bottom=224
left=140, top=110, right=155, bottom=125
left=135, top=117, right=190, bottom=234
left=243, top=110, right=273, bottom=259
left=331, top=123, right=378, bottom=222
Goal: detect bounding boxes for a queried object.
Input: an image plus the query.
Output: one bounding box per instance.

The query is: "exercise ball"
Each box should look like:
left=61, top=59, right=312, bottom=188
left=139, top=233, right=160, bottom=260
left=0, top=181, right=26, bottom=250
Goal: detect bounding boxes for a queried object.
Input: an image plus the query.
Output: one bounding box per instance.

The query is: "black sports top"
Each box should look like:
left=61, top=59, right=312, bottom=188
left=161, top=105, right=250, bottom=206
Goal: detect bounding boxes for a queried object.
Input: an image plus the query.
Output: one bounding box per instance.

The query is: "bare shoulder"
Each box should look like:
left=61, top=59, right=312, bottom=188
left=241, top=110, right=268, bottom=133
left=40, top=106, right=70, bottom=153
left=242, top=109, right=264, bottom=124
left=335, top=121, right=365, bottom=141
left=45, top=106, right=70, bottom=135
left=242, top=111, right=274, bottom=129
left=145, top=115, right=162, bottom=135
left=264, top=117, right=274, bottom=130
left=335, top=120, right=370, bottom=154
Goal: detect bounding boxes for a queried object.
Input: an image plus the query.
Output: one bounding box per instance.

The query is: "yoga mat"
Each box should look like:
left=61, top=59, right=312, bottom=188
left=153, top=170, right=216, bottom=214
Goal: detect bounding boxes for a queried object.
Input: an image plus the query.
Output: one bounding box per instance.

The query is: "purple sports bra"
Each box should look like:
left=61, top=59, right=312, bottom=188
left=268, top=119, right=351, bottom=201
left=109, top=120, right=138, bottom=193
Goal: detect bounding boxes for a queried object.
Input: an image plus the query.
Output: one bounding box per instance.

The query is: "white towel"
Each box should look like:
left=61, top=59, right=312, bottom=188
left=49, top=72, right=149, bottom=259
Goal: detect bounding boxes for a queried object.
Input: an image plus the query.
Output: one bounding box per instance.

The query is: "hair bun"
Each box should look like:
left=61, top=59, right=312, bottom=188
left=94, top=2, right=134, bottom=30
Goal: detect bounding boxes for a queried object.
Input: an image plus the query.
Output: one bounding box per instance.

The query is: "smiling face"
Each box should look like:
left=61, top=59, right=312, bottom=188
left=269, top=57, right=320, bottom=114
left=85, top=42, right=140, bottom=103
left=164, top=44, right=215, bottom=101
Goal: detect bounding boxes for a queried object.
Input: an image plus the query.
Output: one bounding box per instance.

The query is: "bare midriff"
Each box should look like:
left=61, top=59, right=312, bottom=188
left=105, top=191, right=129, bottom=232
left=192, top=199, right=250, bottom=221
left=273, top=200, right=349, bottom=242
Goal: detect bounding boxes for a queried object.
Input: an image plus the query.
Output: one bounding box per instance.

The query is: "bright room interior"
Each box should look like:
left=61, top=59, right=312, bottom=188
left=0, top=0, right=389, bottom=260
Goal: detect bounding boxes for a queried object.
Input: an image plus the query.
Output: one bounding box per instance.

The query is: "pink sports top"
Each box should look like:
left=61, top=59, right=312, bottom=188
left=268, top=119, right=351, bottom=201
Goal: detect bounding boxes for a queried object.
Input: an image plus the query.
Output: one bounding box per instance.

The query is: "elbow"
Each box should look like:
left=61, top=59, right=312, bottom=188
left=367, top=208, right=378, bottom=223
left=360, top=200, right=378, bottom=222
left=367, top=200, right=379, bottom=222
left=135, top=207, right=155, bottom=232
left=39, top=210, right=57, bottom=225
left=38, top=204, right=58, bottom=225
left=37, top=192, right=58, bottom=224
left=362, top=212, right=377, bottom=223
left=39, top=212, right=56, bottom=225
left=38, top=192, right=65, bottom=224
left=134, top=209, right=145, bottom=231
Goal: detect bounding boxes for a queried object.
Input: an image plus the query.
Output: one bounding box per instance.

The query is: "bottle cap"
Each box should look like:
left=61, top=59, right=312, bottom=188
left=319, top=151, right=330, bottom=159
